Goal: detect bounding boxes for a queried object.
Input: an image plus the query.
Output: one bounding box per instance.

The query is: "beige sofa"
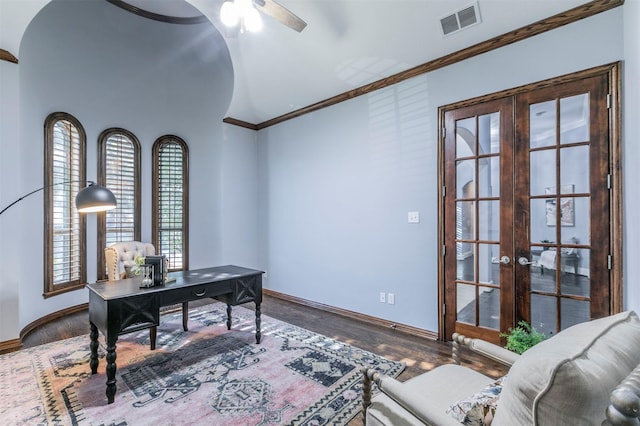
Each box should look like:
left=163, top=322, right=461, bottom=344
left=362, top=311, right=640, bottom=425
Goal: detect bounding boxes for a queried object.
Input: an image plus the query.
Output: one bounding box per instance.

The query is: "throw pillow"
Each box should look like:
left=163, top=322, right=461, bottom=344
left=447, top=376, right=506, bottom=426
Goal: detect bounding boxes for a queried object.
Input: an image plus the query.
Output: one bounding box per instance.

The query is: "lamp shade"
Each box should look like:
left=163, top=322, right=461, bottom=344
left=75, top=183, right=117, bottom=213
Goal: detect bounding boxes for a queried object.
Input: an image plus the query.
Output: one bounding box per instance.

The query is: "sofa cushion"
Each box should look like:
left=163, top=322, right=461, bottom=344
left=493, top=311, right=640, bottom=426
left=367, top=364, right=495, bottom=426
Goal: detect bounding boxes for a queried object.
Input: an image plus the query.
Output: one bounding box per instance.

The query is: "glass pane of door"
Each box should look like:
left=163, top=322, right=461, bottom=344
left=454, top=111, right=502, bottom=332
left=526, top=92, right=592, bottom=335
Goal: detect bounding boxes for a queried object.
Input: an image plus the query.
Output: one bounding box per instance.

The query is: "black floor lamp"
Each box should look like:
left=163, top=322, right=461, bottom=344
left=0, top=181, right=117, bottom=216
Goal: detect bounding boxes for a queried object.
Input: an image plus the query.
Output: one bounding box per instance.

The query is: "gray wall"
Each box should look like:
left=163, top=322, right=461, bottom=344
left=623, top=0, right=640, bottom=311
left=1, top=1, right=638, bottom=342
left=0, top=0, right=262, bottom=335
left=257, top=8, right=630, bottom=332
left=0, top=54, right=21, bottom=340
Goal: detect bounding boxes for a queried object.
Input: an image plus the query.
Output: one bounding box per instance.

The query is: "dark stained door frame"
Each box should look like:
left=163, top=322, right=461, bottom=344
left=438, top=62, right=622, bottom=342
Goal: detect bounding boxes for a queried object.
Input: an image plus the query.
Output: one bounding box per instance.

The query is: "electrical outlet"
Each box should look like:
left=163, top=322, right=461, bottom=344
left=408, top=211, right=420, bottom=223
left=379, top=292, right=386, bottom=303
left=387, top=293, right=395, bottom=305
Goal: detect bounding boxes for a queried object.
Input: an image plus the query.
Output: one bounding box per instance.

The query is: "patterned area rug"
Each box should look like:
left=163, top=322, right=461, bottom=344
left=1, top=301, right=404, bottom=425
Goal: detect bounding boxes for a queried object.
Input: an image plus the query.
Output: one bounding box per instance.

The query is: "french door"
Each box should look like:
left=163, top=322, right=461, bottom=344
left=441, top=66, right=620, bottom=343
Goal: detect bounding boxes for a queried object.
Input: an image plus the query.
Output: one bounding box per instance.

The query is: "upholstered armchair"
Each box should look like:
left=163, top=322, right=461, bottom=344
left=362, top=311, right=640, bottom=425
left=104, top=241, right=189, bottom=349
left=104, top=241, right=155, bottom=281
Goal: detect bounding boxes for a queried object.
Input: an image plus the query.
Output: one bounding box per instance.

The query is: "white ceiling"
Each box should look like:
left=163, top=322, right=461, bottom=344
left=111, top=0, right=594, bottom=125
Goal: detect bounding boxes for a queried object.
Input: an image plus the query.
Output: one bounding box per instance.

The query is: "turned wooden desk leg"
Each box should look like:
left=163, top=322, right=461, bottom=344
left=149, top=326, right=157, bottom=350
left=226, top=304, right=232, bottom=330
left=255, top=303, right=262, bottom=344
left=182, top=302, right=189, bottom=331
left=89, top=322, right=99, bottom=374
left=105, top=337, right=118, bottom=404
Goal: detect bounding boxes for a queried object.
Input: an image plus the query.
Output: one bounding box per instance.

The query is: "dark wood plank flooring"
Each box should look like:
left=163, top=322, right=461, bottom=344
left=13, top=294, right=509, bottom=424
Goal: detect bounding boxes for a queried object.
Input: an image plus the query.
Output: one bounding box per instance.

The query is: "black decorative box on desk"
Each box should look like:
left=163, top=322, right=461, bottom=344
left=144, top=255, right=166, bottom=286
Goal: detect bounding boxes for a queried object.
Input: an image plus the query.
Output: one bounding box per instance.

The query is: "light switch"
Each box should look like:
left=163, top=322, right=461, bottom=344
left=408, top=211, right=420, bottom=223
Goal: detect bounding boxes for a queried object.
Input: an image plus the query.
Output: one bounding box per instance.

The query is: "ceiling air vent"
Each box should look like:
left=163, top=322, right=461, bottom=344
left=440, top=2, right=481, bottom=36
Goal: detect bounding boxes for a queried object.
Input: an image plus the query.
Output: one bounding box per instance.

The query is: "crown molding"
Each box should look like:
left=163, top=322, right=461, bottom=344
left=105, top=0, right=208, bottom=25
left=0, top=49, right=18, bottom=64
left=223, top=0, right=623, bottom=131
left=223, top=117, right=259, bottom=130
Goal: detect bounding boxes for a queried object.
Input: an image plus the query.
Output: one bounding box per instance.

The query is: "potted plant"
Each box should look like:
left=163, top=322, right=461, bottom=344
left=500, top=321, right=546, bottom=354
left=124, top=254, right=146, bottom=278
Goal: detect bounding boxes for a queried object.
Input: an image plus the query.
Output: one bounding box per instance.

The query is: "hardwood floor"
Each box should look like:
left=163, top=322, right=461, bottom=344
left=13, top=294, right=509, bottom=424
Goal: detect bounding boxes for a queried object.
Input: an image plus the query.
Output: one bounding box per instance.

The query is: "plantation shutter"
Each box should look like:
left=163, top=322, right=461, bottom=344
left=97, top=129, right=140, bottom=280
left=105, top=135, right=136, bottom=244
left=44, top=113, right=86, bottom=296
left=153, top=136, right=189, bottom=271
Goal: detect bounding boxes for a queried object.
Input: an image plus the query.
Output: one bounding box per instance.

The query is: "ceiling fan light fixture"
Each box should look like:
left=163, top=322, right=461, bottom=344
left=220, top=1, right=239, bottom=27
left=244, top=7, right=263, bottom=32
left=236, top=0, right=254, bottom=15
left=220, top=0, right=263, bottom=33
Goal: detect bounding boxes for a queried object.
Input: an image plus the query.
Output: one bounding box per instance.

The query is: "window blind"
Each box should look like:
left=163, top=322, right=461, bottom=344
left=104, top=133, right=137, bottom=246
left=154, top=137, right=188, bottom=271
left=45, top=113, right=86, bottom=296
left=97, top=129, right=141, bottom=280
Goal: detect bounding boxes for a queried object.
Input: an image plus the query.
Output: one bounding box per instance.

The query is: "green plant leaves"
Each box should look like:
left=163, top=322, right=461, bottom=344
left=500, top=321, right=545, bottom=354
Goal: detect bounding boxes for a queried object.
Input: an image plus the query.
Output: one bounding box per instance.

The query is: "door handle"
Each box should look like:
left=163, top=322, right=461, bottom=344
left=518, top=257, right=534, bottom=266
left=491, top=256, right=511, bottom=265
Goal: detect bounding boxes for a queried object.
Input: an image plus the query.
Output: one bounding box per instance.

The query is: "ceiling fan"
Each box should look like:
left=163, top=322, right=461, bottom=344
left=220, top=0, right=307, bottom=33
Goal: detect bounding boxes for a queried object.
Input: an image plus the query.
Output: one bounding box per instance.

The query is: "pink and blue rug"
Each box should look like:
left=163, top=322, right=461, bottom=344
left=1, top=301, right=404, bottom=425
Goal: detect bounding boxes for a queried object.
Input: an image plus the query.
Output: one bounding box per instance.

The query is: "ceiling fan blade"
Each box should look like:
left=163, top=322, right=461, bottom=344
left=254, top=0, right=307, bottom=32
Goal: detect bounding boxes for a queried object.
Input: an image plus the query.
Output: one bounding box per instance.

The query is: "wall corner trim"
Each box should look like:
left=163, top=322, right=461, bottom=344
left=264, top=288, right=438, bottom=340
left=0, top=338, right=22, bottom=354
left=19, top=303, right=88, bottom=341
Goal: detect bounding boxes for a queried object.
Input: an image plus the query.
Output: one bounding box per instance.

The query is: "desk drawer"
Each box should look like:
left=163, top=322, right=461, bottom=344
left=161, top=282, right=232, bottom=305
left=215, top=275, right=261, bottom=305
left=109, top=293, right=160, bottom=335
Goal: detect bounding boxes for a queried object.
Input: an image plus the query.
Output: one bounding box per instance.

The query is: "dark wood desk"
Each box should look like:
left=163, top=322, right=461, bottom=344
left=87, top=265, right=263, bottom=404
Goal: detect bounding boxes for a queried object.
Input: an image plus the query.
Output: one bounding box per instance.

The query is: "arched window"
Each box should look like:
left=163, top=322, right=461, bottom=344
left=44, top=112, right=86, bottom=297
left=152, top=135, right=189, bottom=271
left=97, top=128, right=141, bottom=280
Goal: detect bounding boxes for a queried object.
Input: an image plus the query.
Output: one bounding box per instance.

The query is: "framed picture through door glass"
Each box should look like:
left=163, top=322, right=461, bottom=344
left=545, top=184, right=574, bottom=226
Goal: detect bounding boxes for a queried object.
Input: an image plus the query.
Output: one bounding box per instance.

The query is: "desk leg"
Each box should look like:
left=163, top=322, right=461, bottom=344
left=226, top=304, right=232, bottom=330
left=89, top=322, right=99, bottom=374
left=105, top=336, right=118, bottom=404
left=182, top=302, right=189, bottom=331
left=255, top=303, right=261, bottom=344
left=150, top=326, right=157, bottom=350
